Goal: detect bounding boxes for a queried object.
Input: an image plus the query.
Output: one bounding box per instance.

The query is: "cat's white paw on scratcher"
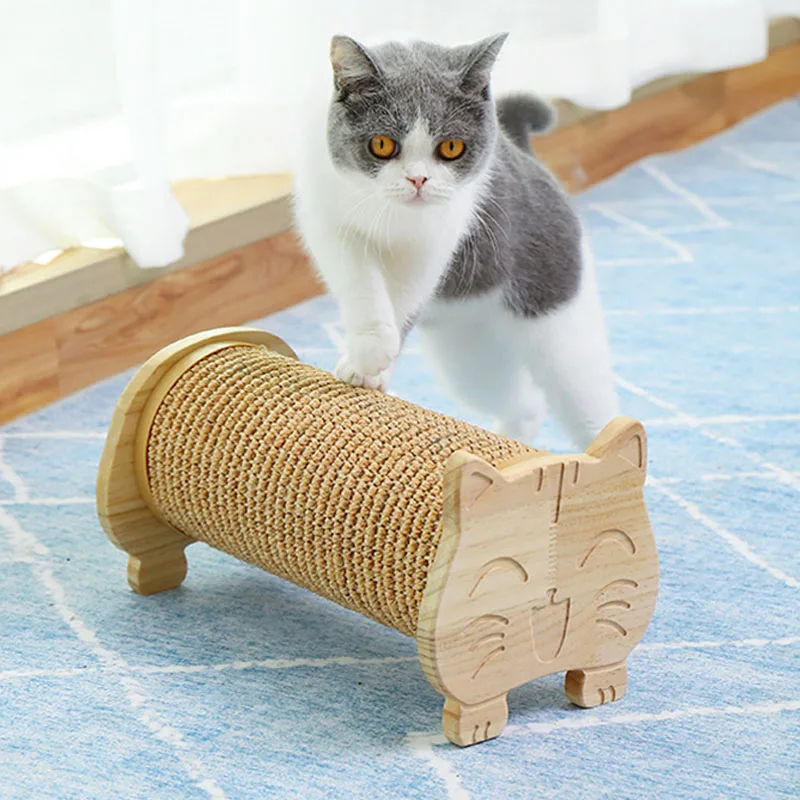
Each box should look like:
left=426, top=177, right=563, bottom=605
left=335, top=326, right=399, bottom=390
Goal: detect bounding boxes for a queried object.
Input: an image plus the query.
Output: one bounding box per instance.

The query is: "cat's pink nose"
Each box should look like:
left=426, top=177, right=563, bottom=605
left=406, top=176, right=428, bottom=191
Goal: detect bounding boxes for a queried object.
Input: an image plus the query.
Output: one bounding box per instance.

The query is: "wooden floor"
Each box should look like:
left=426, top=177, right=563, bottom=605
left=1, top=40, right=799, bottom=426
left=0, top=233, right=322, bottom=424
left=537, top=42, right=800, bottom=192
left=0, top=173, right=295, bottom=337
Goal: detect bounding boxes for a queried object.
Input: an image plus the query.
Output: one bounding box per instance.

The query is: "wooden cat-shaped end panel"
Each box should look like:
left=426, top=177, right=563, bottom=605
left=417, top=417, right=658, bottom=747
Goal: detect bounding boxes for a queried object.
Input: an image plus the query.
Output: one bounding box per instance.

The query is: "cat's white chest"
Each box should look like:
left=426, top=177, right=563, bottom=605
left=335, top=194, right=470, bottom=315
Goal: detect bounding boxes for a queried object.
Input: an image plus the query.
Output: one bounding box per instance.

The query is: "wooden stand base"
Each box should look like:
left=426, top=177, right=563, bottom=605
left=97, top=327, right=659, bottom=747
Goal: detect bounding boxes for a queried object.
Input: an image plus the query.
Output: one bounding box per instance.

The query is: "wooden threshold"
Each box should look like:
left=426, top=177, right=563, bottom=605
left=0, top=174, right=296, bottom=337
left=537, top=39, right=800, bottom=192
left=2, top=38, right=800, bottom=426
left=0, top=231, right=322, bottom=424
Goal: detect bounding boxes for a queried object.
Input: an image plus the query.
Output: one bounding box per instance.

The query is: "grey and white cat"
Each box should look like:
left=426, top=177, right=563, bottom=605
left=293, top=33, right=618, bottom=449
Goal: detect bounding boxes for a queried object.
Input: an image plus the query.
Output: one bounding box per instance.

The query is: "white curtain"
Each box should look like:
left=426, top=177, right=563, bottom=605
left=1, top=0, right=798, bottom=272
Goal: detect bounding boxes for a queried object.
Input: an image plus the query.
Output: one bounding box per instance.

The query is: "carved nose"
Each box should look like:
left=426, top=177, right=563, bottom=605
left=406, top=176, right=428, bottom=190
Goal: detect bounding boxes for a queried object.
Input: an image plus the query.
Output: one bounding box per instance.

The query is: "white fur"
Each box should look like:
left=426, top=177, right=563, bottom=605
left=417, top=239, right=619, bottom=449
left=293, top=87, right=487, bottom=390
left=292, top=89, right=618, bottom=447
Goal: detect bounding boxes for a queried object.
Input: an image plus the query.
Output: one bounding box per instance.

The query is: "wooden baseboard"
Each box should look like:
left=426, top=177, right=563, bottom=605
left=0, top=231, right=322, bottom=424
left=0, top=174, right=294, bottom=337
left=536, top=40, right=800, bottom=192
left=2, top=40, right=799, bottom=426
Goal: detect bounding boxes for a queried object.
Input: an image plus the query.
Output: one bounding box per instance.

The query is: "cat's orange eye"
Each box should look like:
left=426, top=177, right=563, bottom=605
left=369, top=135, right=398, bottom=159
left=438, top=139, right=466, bottom=160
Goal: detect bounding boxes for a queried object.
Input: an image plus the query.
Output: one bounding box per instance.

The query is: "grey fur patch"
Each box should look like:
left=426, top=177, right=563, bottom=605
left=327, top=35, right=505, bottom=180
left=327, top=35, right=582, bottom=319
left=436, top=129, right=582, bottom=317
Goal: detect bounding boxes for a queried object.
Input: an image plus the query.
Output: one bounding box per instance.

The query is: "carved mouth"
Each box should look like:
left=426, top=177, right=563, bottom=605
left=530, top=588, right=571, bottom=663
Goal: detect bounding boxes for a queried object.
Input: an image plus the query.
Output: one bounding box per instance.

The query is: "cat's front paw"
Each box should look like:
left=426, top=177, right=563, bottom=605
left=335, top=326, right=400, bottom=391
left=335, top=356, right=395, bottom=392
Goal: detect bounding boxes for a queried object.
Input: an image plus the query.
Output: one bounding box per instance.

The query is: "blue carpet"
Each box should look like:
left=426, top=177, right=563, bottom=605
left=2, top=98, right=799, bottom=800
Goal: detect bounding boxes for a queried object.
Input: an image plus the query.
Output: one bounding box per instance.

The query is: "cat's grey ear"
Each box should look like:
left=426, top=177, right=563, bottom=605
left=458, top=33, right=508, bottom=97
left=330, top=35, right=381, bottom=96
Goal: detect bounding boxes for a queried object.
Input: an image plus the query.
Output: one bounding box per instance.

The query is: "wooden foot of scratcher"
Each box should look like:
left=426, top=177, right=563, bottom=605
left=97, top=327, right=659, bottom=747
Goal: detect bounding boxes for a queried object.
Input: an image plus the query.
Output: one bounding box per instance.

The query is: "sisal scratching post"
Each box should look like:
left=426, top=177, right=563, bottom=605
left=97, top=327, right=659, bottom=746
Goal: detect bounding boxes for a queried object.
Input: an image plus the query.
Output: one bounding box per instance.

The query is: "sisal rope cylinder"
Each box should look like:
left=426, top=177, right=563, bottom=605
left=142, top=343, right=536, bottom=636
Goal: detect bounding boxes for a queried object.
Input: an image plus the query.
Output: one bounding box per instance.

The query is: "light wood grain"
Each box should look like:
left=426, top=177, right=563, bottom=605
left=536, top=41, right=800, bottom=192
left=0, top=323, right=60, bottom=422
left=98, top=327, right=658, bottom=747
left=0, top=231, right=321, bottom=426
left=418, top=417, right=658, bottom=745
left=96, top=328, right=296, bottom=594
left=0, top=174, right=294, bottom=336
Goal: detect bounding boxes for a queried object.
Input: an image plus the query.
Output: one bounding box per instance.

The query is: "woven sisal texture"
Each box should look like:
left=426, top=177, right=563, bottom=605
left=145, top=344, right=536, bottom=636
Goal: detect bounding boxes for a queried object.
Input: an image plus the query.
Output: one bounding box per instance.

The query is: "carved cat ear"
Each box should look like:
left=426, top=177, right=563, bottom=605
left=456, top=33, right=509, bottom=97
left=585, top=418, right=647, bottom=473
left=330, top=35, right=381, bottom=96
left=447, top=451, right=506, bottom=511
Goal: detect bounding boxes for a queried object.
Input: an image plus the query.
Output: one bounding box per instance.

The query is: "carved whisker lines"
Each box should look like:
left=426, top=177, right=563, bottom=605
left=596, top=619, right=629, bottom=637
left=469, top=557, right=528, bottom=597
left=461, top=614, right=509, bottom=636
left=471, top=646, right=506, bottom=680
left=462, top=615, right=509, bottom=680
left=594, top=581, right=634, bottom=639
left=461, top=614, right=509, bottom=635
left=469, top=632, right=506, bottom=652
left=597, top=600, right=632, bottom=612
left=594, top=579, right=639, bottom=601
left=579, top=529, right=636, bottom=569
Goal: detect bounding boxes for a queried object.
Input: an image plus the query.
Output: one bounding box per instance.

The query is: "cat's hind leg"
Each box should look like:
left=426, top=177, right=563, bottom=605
left=522, top=241, right=619, bottom=450
left=492, top=371, right=547, bottom=446
left=565, top=661, right=628, bottom=707
left=418, top=294, right=547, bottom=446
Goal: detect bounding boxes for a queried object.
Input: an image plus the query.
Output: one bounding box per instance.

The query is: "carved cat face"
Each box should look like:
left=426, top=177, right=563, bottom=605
left=418, top=418, right=659, bottom=708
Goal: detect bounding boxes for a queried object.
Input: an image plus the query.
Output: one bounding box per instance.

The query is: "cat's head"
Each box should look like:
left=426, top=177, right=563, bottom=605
left=326, top=34, right=507, bottom=206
